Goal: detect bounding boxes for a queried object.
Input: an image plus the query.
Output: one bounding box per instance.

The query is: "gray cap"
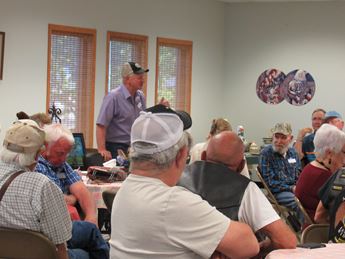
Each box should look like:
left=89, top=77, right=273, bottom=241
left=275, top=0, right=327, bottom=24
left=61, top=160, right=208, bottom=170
left=272, top=122, right=292, bottom=136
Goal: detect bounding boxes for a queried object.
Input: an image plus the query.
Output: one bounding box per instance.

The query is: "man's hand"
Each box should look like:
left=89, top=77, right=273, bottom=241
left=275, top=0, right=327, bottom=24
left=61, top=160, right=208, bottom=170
left=64, top=194, right=77, bottom=205
left=99, top=148, right=112, bottom=162
left=159, top=97, right=170, bottom=107
left=85, top=214, right=98, bottom=227
left=297, top=127, right=313, bottom=141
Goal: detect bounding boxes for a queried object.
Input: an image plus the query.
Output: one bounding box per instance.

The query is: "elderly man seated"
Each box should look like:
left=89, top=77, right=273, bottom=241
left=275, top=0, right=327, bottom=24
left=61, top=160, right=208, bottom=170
left=179, top=131, right=297, bottom=254
left=35, top=123, right=97, bottom=225
left=0, top=120, right=109, bottom=259
left=109, top=106, right=260, bottom=259
left=259, top=122, right=303, bottom=227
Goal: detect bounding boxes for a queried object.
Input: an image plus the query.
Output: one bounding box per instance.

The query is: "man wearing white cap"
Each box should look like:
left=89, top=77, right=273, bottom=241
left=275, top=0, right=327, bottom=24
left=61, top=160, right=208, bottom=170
left=109, top=106, right=259, bottom=259
left=0, top=120, right=109, bottom=259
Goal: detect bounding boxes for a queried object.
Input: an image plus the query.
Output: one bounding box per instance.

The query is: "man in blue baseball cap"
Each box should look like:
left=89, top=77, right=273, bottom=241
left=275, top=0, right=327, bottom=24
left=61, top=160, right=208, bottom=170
left=324, top=110, right=344, bottom=130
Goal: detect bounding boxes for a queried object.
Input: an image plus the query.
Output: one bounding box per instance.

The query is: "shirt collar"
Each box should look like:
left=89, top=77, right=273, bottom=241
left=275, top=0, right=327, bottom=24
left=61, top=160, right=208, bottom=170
left=39, top=155, right=64, bottom=170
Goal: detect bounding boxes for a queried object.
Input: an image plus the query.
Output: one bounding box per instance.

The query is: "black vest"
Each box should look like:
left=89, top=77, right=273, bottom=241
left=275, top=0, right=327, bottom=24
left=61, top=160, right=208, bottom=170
left=178, top=161, right=250, bottom=220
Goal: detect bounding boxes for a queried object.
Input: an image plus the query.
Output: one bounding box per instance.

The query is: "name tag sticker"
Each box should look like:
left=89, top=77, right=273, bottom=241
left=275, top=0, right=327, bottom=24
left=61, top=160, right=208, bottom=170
left=288, top=158, right=296, bottom=163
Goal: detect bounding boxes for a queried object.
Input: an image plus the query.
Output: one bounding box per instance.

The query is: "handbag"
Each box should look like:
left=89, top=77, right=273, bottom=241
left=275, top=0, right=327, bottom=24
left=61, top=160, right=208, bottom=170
left=86, top=166, right=128, bottom=183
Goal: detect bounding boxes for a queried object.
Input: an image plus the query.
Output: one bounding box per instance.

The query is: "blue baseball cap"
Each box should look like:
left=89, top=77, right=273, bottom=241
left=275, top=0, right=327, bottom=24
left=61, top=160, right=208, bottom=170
left=324, top=110, right=342, bottom=122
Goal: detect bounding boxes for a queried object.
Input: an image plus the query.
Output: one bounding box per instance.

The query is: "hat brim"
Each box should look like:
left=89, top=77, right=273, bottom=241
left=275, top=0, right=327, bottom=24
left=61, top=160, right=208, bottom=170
left=145, top=104, right=192, bottom=130
left=133, top=68, right=149, bottom=74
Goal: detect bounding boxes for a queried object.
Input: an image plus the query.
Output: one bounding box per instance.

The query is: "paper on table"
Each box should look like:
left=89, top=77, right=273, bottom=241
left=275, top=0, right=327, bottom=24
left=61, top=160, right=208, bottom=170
left=103, top=158, right=117, bottom=168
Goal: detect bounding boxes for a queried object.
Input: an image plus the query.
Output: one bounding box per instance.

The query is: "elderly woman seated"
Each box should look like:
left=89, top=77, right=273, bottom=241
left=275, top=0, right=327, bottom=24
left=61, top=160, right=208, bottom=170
left=295, top=124, right=345, bottom=223
left=295, top=124, right=345, bottom=222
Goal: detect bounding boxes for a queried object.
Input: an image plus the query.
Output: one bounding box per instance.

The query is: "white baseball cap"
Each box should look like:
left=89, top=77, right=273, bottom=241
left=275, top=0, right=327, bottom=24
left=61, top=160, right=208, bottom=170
left=131, top=111, right=183, bottom=155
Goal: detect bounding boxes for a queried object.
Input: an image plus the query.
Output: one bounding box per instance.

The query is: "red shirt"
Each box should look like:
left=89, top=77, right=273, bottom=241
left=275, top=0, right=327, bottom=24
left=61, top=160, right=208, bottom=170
left=295, top=163, right=332, bottom=220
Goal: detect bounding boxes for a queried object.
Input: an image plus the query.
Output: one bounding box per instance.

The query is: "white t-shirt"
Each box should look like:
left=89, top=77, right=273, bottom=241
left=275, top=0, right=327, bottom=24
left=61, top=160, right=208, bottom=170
left=239, top=182, right=280, bottom=232
left=110, top=174, right=230, bottom=259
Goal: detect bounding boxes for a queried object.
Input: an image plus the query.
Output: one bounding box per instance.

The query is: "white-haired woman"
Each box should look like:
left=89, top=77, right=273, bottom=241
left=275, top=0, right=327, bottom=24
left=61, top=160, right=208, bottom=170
left=295, top=123, right=345, bottom=221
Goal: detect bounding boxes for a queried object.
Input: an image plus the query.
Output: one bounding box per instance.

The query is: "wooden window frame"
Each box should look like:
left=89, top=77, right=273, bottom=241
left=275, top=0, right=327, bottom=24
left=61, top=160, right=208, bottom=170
left=106, top=31, right=148, bottom=95
left=155, top=37, right=193, bottom=113
left=47, top=24, right=96, bottom=147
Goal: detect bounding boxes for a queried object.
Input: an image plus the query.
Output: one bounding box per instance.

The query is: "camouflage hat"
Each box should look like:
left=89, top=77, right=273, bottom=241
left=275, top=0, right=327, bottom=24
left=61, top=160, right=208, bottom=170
left=272, top=122, right=292, bottom=136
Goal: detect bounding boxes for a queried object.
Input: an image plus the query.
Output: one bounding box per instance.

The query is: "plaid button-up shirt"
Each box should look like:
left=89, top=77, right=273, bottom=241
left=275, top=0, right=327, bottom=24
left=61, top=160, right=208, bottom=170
left=259, top=145, right=301, bottom=194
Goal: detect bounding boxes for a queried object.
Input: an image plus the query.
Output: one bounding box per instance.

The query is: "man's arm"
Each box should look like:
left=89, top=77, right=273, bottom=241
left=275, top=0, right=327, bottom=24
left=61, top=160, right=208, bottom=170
left=216, top=221, right=259, bottom=259
left=259, top=220, right=297, bottom=249
left=96, top=124, right=112, bottom=161
left=294, top=128, right=312, bottom=159
left=64, top=194, right=77, bottom=205
left=56, top=243, right=68, bottom=259
left=69, top=181, right=97, bottom=226
left=314, top=201, right=329, bottom=223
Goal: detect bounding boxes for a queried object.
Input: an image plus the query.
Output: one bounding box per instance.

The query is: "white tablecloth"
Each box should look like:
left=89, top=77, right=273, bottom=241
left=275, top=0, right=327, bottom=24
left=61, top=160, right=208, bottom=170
left=83, top=175, right=122, bottom=209
left=266, top=243, right=345, bottom=259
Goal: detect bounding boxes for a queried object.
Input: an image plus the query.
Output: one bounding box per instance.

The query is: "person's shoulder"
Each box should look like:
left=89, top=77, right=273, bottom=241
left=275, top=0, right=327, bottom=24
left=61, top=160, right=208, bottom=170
left=35, top=156, right=49, bottom=171
left=288, top=146, right=299, bottom=156
left=260, top=145, right=273, bottom=155
left=303, top=133, right=315, bottom=142
left=171, top=185, right=204, bottom=201
left=23, top=171, right=57, bottom=186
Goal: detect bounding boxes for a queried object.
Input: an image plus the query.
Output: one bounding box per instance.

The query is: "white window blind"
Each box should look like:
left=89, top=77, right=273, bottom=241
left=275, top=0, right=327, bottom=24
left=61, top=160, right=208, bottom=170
left=47, top=24, right=96, bottom=147
left=156, top=37, right=192, bottom=113
left=107, top=31, right=148, bottom=94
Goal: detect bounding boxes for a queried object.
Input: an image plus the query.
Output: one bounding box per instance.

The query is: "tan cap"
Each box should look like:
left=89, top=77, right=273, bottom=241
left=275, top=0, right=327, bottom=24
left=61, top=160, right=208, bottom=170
left=272, top=122, right=292, bottom=136
left=3, top=119, right=45, bottom=154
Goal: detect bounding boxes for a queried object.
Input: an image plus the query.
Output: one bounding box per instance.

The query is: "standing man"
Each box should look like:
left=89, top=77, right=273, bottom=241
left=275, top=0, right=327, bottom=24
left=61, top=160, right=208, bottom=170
left=295, top=108, right=325, bottom=166
left=96, top=62, right=148, bottom=161
left=259, top=123, right=302, bottom=224
left=110, top=107, right=259, bottom=259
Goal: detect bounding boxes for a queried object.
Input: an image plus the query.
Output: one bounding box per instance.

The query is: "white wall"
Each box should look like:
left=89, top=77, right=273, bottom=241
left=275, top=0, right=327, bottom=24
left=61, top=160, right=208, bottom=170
left=224, top=2, right=345, bottom=145
left=0, top=0, right=226, bottom=145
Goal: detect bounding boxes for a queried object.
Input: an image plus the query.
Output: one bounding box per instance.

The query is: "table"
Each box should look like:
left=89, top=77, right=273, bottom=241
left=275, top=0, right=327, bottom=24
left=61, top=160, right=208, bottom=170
left=245, top=153, right=259, bottom=166
left=85, top=180, right=122, bottom=209
left=266, top=243, right=345, bottom=259
left=82, top=175, right=123, bottom=234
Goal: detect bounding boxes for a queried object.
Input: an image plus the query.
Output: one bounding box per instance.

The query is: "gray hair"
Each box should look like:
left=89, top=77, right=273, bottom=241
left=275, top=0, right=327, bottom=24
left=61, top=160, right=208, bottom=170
left=314, top=123, right=345, bottom=159
left=130, top=131, right=192, bottom=171
left=43, top=123, right=74, bottom=145
left=0, top=147, right=37, bottom=167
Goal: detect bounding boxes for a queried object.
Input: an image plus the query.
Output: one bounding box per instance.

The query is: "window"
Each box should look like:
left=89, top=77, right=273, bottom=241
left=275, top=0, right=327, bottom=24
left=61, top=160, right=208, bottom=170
left=155, top=37, right=192, bottom=113
left=47, top=24, right=96, bottom=147
left=106, top=31, right=148, bottom=94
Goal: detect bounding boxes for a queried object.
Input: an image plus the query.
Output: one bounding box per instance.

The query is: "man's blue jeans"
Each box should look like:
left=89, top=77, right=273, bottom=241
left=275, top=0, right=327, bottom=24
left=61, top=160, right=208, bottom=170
left=67, top=221, right=109, bottom=259
left=275, top=191, right=304, bottom=225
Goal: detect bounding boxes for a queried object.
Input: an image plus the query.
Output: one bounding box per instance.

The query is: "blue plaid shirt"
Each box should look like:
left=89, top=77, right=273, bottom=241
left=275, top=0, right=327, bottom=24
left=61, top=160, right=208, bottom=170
left=259, top=145, right=301, bottom=194
left=35, top=155, right=81, bottom=194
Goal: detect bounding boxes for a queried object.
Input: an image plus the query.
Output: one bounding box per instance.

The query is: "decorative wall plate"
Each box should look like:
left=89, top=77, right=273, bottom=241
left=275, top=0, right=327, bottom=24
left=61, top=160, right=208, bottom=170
left=256, top=69, right=286, bottom=105
left=282, top=69, right=315, bottom=106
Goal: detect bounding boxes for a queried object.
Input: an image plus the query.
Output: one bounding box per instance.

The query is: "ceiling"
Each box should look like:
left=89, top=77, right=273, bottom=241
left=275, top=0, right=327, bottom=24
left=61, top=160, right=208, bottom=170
left=217, top=0, right=343, bottom=2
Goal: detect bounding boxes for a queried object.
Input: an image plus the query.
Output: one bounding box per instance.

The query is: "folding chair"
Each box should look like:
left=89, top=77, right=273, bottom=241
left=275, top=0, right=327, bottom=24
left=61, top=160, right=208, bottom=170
left=301, top=224, right=330, bottom=244
left=0, top=228, right=58, bottom=259
left=100, top=190, right=117, bottom=235
left=294, top=196, right=314, bottom=226
left=255, top=167, right=301, bottom=233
